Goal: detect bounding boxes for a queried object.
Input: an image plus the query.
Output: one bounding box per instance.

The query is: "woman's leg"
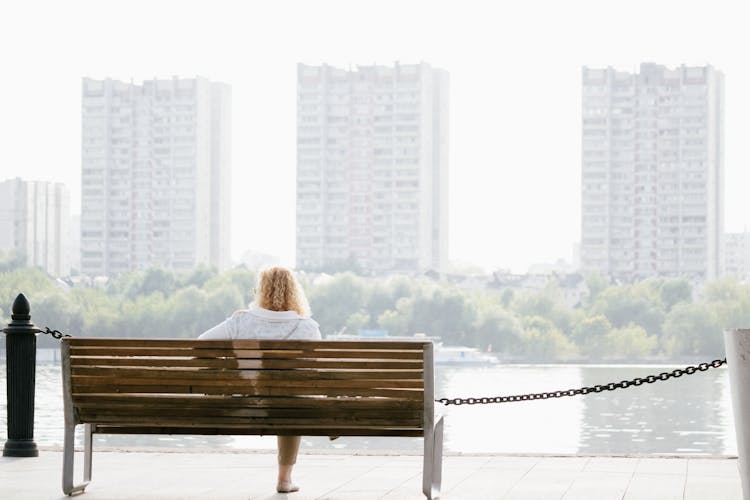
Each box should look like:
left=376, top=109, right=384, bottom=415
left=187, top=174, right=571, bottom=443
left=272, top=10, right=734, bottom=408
left=277, top=435, right=301, bottom=487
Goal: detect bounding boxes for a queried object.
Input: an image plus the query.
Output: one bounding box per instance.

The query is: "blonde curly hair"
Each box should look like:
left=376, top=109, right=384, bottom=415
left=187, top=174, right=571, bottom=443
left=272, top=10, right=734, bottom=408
left=254, top=266, right=311, bottom=317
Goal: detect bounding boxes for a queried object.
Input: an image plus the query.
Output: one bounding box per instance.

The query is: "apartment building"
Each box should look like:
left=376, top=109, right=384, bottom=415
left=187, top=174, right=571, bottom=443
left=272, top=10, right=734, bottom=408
left=581, top=63, right=724, bottom=282
left=0, top=178, right=71, bottom=276
left=724, top=231, right=750, bottom=278
left=81, top=77, right=231, bottom=276
left=296, top=62, right=449, bottom=274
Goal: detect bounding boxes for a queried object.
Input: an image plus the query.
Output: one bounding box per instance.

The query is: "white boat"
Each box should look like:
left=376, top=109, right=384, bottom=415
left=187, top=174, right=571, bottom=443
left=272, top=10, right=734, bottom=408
left=433, top=345, right=499, bottom=366
left=325, top=329, right=499, bottom=366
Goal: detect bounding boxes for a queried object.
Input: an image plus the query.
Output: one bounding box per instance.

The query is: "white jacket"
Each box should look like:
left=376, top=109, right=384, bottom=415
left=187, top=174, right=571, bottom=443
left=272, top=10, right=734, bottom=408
left=198, top=304, right=321, bottom=340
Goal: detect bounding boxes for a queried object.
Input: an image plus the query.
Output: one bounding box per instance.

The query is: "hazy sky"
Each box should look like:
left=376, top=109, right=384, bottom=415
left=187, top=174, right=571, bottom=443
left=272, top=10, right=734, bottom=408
left=1, top=0, right=748, bottom=273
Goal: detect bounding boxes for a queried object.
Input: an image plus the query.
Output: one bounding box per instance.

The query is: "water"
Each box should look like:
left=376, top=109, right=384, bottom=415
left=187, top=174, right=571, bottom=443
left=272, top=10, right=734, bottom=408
left=0, top=361, right=736, bottom=455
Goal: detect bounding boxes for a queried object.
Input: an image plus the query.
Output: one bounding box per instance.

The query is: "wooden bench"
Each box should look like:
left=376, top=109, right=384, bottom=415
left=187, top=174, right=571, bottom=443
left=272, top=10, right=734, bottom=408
left=61, top=338, right=444, bottom=498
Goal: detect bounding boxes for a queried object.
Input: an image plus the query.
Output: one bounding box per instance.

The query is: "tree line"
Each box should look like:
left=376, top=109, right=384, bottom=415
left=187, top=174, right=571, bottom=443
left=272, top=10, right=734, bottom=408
left=0, top=263, right=745, bottom=362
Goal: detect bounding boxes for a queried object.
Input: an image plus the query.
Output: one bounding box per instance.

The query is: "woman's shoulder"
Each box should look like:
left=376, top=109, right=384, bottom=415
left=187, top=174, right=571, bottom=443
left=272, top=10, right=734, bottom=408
left=227, top=309, right=252, bottom=327
left=230, top=309, right=250, bottom=319
left=300, top=316, right=319, bottom=327
left=295, top=317, right=321, bottom=339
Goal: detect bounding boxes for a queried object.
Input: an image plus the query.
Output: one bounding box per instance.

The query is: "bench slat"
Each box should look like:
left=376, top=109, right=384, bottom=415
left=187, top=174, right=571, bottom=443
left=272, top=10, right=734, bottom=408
left=72, top=385, right=424, bottom=399
left=67, top=338, right=430, bottom=351
left=70, top=357, right=423, bottom=370
left=70, top=347, right=424, bottom=360
left=85, top=420, right=424, bottom=431
left=72, top=394, right=426, bottom=410
left=70, top=357, right=424, bottom=371
left=71, top=366, right=424, bottom=381
left=92, top=425, right=425, bottom=437
left=78, top=412, right=422, bottom=427
left=76, top=405, right=422, bottom=419
left=71, top=373, right=423, bottom=388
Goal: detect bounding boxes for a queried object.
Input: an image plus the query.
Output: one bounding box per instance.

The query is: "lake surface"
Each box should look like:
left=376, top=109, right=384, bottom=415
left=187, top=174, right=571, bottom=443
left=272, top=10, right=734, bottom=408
left=0, top=361, right=736, bottom=455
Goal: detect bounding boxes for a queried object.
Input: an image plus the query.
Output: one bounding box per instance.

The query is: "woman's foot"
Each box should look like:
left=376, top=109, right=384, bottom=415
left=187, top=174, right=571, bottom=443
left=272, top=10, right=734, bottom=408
left=276, top=481, right=300, bottom=493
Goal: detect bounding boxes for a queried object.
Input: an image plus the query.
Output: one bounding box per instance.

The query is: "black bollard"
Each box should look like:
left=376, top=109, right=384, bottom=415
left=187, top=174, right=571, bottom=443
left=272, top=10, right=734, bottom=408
left=3, top=293, right=41, bottom=457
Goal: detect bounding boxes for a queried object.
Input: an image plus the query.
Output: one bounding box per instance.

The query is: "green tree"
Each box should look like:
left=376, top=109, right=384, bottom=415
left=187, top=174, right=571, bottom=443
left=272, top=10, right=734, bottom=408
left=406, top=287, right=476, bottom=345
left=703, top=277, right=744, bottom=302
left=513, top=288, right=556, bottom=317
left=519, top=316, right=577, bottom=361
left=119, top=293, right=168, bottom=338
left=73, top=287, right=121, bottom=336
left=365, top=275, right=416, bottom=328
left=473, top=308, right=523, bottom=353
left=604, top=324, right=657, bottom=359
left=32, top=291, right=85, bottom=347
left=584, top=272, right=609, bottom=304
left=591, top=284, right=664, bottom=336
left=377, top=307, right=408, bottom=336
left=662, top=302, right=723, bottom=357
left=0, top=249, right=26, bottom=273
left=108, top=268, right=178, bottom=299
left=201, top=285, right=245, bottom=331
left=512, top=284, right=578, bottom=335
left=179, top=265, right=218, bottom=289
left=659, top=278, right=693, bottom=311
left=166, top=286, right=208, bottom=337
left=139, top=268, right=177, bottom=297
left=204, top=267, right=257, bottom=305
left=500, top=288, right=514, bottom=308
left=0, top=268, right=55, bottom=308
left=345, top=310, right=371, bottom=333
left=571, top=314, right=612, bottom=358
left=702, top=278, right=750, bottom=331
left=308, top=273, right=368, bottom=335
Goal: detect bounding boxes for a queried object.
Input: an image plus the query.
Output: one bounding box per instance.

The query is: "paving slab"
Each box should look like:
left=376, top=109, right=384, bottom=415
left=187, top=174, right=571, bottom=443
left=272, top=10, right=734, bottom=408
left=0, top=449, right=741, bottom=499
left=622, top=472, right=686, bottom=500
left=561, top=470, right=632, bottom=500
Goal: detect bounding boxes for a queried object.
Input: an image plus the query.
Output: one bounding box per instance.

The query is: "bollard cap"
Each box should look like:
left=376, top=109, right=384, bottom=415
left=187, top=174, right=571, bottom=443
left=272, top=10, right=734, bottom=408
left=11, top=294, right=31, bottom=320
left=3, top=293, right=41, bottom=335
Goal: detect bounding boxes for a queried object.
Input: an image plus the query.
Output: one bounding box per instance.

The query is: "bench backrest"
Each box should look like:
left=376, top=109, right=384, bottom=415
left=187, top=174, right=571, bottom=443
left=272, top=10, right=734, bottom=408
left=61, top=338, right=434, bottom=437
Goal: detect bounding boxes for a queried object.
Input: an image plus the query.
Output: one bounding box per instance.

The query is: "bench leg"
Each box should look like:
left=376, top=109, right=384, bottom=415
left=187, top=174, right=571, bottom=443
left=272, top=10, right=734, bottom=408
left=423, top=416, right=444, bottom=499
left=62, top=423, right=92, bottom=496
left=84, top=424, right=93, bottom=484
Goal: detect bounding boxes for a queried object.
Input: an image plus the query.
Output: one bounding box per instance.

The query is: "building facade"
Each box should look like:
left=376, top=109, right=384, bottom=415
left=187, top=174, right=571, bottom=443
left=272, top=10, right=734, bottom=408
left=296, top=62, right=449, bottom=274
left=81, top=77, right=231, bottom=276
left=0, top=178, right=71, bottom=276
left=723, top=231, right=750, bottom=278
left=581, top=63, right=724, bottom=282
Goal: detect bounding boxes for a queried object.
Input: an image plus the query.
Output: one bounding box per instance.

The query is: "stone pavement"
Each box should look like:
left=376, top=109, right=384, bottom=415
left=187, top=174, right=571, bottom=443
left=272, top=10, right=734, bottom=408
left=0, top=449, right=742, bottom=499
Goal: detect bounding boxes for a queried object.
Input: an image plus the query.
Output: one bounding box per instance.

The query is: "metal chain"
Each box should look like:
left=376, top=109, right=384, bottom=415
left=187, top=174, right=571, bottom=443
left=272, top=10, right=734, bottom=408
left=41, top=326, right=71, bottom=340
left=436, top=358, right=727, bottom=406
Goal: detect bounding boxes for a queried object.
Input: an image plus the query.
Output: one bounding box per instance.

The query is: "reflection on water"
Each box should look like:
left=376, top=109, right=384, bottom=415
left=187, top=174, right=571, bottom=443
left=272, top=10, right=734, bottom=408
left=577, top=365, right=734, bottom=455
left=0, top=362, right=736, bottom=455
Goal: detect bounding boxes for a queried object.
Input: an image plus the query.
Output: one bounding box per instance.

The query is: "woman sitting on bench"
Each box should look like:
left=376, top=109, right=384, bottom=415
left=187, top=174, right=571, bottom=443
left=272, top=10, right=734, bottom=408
left=199, top=266, right=321, bottom=494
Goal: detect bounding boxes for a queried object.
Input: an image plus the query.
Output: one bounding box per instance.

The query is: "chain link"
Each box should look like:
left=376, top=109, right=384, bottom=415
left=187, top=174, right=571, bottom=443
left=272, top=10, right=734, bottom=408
left=436, top=358, right=727, bottom=406
left=42, top=326, right=71, bottom=340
